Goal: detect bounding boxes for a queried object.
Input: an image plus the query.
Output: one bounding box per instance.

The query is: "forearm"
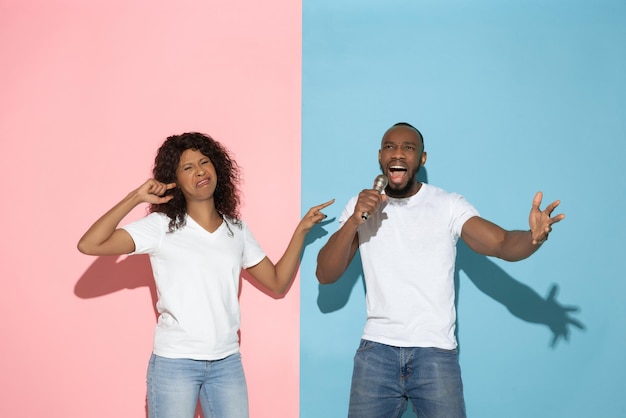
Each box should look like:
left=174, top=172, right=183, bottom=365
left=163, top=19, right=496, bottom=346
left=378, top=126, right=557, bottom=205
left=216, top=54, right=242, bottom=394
left=462, top=217, right=544, bottom=262
left=248, top=199, right=335, bottom=294
left=272, top=227, right=308, bottom=294
left=498, top=230, right=542, bottom=261
left=77, top=191, right=142, bottom=255
left=316, top=217, right=360, bottom=284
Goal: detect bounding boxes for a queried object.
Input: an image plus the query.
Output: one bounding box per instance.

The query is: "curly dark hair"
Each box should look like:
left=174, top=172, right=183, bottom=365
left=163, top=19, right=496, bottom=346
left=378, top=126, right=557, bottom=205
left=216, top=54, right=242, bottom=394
left=149, top=132, right=242, bottom=232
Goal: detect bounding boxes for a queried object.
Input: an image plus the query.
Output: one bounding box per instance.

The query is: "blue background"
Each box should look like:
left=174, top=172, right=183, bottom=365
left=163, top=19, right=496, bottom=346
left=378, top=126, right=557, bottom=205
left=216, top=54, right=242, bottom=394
left=300, top=1, right=626, bottom=417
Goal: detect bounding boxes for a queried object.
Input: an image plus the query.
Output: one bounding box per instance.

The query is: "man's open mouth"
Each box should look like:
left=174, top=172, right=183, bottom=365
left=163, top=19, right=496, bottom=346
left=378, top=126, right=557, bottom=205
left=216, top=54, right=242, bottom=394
left=388, top=165, right=407, bottom=183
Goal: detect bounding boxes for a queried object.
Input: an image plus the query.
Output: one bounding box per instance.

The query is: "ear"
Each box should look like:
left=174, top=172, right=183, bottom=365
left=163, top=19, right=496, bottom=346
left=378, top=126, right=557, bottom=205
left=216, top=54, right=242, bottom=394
left=421, top=151, right=427, bottom=166
left=378, top=149, right=382, bottom=163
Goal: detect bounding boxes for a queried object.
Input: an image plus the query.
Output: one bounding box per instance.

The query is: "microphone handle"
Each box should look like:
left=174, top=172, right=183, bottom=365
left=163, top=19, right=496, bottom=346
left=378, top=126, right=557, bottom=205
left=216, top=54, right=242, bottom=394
left=362, top=175, right=388, bottom=220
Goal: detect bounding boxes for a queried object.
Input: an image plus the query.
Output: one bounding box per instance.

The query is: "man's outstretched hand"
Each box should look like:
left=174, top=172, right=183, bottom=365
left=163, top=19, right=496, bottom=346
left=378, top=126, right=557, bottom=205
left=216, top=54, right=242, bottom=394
left=529, top=192, right=565, bottom=245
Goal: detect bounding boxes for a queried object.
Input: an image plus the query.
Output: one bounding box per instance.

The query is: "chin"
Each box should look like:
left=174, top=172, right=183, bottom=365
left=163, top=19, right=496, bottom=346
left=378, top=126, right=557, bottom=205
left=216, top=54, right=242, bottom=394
left=386, top=181, right=416, bottom=198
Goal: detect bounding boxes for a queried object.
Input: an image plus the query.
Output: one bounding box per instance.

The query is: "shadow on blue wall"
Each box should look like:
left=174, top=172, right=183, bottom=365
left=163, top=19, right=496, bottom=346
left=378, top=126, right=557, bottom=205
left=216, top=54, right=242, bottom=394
left=455, top=242, right=585, bottom=349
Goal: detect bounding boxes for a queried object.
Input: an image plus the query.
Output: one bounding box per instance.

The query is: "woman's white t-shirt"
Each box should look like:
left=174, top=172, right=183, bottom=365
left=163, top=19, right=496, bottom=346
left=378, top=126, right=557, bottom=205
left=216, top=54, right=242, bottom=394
left=123, top=213, right=266, bottom=360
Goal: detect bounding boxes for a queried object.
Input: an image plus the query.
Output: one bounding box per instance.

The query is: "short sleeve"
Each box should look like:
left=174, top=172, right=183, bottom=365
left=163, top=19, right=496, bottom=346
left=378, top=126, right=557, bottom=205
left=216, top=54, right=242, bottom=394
left=121, top=212, right=166, bottom=255
left=240, top=222, right=266, bottom=269
left=449, top=193, right=480, bottom=237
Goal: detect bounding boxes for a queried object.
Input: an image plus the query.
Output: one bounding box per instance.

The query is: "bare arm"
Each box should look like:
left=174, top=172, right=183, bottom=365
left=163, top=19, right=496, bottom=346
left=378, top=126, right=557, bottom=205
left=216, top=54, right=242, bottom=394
left=316, top=188, right=385, bottom=284
left=246, top=199, right=334, bottom=295
left=461, top=191, right=565, bottom=261
left=315, top=218, right=360, bottom=284
left=77, top=179, right=176, bottom=256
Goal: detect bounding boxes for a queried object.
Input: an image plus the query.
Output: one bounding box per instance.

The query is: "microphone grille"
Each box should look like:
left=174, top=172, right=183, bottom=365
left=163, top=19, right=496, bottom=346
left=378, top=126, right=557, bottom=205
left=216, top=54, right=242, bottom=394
left=373, top=174, right=388, bottom=192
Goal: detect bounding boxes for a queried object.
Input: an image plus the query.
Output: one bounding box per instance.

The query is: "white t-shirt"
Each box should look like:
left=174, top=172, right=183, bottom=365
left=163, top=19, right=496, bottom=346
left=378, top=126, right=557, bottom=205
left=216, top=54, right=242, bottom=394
left=339, top=183, right=479, bottom=349
left=123, top=212, right=266, bottom=360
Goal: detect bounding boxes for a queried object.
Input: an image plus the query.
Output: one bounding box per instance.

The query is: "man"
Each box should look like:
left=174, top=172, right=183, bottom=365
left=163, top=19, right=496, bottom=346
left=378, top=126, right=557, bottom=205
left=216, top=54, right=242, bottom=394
left=315, top=122, right=564, bottom=418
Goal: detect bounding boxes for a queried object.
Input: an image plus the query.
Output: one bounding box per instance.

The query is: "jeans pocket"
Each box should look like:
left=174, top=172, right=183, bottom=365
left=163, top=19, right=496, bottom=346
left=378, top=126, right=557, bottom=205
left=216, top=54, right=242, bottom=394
left=356, top=339, right=377, bottom=353
left=431, top=347, right=458, bottom=355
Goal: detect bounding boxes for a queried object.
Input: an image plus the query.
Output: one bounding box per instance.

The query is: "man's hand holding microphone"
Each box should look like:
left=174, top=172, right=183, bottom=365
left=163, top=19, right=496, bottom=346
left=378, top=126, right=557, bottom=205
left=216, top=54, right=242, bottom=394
left=356, top=174, right=388, bottom=223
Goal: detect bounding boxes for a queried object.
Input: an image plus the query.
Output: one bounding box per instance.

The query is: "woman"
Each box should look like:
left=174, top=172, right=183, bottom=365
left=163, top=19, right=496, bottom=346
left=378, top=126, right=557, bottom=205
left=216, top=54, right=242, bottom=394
left=78, top=132, right=333, bottom=418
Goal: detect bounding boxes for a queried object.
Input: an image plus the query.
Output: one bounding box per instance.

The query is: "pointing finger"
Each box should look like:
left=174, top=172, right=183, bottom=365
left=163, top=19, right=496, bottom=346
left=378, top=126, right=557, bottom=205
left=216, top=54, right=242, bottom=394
left=312, top=199, right=335, bottom=211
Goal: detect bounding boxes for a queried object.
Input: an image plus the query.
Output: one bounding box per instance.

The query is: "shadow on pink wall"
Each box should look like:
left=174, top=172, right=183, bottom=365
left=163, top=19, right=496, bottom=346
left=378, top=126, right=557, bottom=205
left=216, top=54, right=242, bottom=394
left=74, top=256, right=209, bottom=418
left=72, top=252, right=306, bottom=418
left=74, top=255, right=158, bottom=318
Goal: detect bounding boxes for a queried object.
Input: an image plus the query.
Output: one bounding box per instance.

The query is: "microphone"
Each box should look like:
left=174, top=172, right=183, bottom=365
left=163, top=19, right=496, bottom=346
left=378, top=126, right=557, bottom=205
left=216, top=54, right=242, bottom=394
left=361, top=174, right=388, bottom=220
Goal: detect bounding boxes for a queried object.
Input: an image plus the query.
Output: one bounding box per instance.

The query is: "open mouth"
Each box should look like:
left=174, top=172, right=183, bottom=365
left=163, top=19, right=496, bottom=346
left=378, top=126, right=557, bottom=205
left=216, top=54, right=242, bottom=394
left=388, top=165, right=407, bottom=183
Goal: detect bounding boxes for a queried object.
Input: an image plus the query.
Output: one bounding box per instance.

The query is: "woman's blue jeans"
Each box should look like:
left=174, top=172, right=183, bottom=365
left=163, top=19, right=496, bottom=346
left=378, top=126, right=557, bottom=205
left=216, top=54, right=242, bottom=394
left=348, top=340, right=466, bottom=418
left=147, top=352, right=249, bottom=418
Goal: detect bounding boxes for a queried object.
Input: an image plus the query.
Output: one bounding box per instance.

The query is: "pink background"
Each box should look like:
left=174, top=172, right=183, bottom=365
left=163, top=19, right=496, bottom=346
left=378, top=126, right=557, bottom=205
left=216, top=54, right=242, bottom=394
left=0, top=1, right=301, bottom=417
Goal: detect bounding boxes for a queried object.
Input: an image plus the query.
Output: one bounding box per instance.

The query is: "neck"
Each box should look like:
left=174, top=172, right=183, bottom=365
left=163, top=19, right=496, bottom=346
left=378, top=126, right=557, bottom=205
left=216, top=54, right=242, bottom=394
left=186, top=200, right=223, bottom=232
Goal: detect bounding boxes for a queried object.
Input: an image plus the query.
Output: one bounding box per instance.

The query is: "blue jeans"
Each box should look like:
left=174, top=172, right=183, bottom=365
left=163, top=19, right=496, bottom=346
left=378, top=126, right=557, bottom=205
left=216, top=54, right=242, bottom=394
left=147, top=352, right=249, bottom=418
left=348, top=340, right=466, bottom=418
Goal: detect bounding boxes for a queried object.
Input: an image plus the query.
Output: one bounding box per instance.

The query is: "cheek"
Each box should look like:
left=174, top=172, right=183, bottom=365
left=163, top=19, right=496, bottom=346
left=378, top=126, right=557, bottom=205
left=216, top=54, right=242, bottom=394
left=175, top=171, right=192, bottom=187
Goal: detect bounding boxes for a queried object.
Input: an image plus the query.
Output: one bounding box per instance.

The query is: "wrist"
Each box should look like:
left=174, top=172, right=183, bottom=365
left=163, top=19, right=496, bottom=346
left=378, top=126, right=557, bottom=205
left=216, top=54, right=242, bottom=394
left=530, top=229, right=546, bottom=245
left=345, top=218, right=362, bottom=233
left=125, top=189, right=146, bottom=207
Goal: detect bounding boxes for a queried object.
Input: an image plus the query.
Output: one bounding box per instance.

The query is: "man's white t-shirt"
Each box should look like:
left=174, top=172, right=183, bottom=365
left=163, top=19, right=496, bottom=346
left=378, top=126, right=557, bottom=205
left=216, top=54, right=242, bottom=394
left=123, top=212, right=266, bottom=360
left=339, top=183, right=479, bottom=349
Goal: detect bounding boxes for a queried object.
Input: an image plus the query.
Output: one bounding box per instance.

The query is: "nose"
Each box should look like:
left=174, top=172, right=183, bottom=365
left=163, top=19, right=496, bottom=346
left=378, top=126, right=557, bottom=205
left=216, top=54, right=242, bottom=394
left=391, top=146, right=406, bottom=159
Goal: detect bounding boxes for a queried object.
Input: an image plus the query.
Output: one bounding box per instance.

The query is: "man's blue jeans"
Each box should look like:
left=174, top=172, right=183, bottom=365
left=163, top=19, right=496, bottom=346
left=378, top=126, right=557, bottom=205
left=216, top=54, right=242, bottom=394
left=348, top=340, right=466, bottom=418
left=146, top=352, right=248, bottom=418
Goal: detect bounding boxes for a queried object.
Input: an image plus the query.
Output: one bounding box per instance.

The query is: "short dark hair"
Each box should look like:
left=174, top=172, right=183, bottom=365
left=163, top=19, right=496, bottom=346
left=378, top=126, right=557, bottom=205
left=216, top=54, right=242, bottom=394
left=391, top=122, right=424, bottom=146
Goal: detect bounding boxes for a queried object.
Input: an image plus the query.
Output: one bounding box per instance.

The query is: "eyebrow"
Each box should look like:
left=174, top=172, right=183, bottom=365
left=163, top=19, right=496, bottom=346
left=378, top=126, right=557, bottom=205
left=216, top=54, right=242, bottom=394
left=180, top=156, right=209, bottom=165
left=383, top=140, right=419, bottom=146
